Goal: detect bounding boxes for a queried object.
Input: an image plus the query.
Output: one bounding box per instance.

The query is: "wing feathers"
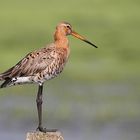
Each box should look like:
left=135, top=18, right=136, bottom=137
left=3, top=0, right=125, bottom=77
left=0, top=44, right=55, bottom=80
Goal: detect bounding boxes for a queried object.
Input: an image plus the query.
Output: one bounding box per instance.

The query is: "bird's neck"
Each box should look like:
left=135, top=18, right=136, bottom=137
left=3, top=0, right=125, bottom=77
left=54, top=30, right=69, bottom=49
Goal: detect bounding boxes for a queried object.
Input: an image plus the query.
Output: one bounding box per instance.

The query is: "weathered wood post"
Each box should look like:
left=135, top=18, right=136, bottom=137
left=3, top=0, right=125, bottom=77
left=26, top=131, right=64, bottom=140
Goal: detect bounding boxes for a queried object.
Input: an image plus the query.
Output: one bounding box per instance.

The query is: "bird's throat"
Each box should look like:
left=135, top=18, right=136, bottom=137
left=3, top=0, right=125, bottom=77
left=54, top=30, right=69, bottom=49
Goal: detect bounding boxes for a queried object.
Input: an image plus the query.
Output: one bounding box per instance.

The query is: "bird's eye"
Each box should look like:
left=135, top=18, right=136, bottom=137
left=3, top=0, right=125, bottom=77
left=66, top=25, right=70, bottom=29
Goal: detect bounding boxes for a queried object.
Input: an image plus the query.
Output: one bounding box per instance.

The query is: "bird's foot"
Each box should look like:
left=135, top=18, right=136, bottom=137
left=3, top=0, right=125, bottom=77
left=36, top=126, right=58, bottom=133
left=36, top=126, right=47, bottom=133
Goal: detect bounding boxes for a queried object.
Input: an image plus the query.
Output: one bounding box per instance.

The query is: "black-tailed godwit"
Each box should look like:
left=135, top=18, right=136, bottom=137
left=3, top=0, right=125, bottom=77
left=0, top=22, right=97, bottom=132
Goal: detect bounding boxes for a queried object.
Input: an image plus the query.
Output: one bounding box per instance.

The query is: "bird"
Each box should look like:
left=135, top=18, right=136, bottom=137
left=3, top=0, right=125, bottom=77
left=0, top=21, right=97, bottom=132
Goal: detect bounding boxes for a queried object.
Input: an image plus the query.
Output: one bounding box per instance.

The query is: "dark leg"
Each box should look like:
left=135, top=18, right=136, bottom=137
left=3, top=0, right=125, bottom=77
left=36, top=84, right=58, bottom=132
left=36, top=84, right=46, bottom=132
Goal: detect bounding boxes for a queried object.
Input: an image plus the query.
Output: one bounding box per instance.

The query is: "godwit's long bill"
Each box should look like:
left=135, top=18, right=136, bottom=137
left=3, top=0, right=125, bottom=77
left=71, top=31, right=97, bottom=48
left=0, top=22, right=97, bottom=132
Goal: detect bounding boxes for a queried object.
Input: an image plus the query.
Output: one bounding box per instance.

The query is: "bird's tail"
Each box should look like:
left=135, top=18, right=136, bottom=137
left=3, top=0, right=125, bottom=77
left=0, top=69, right=12, bottom=88
left=0, top=74, right=4, bottom=81
left=0, top=66, right=18, bottom=88
left=0, top=66, right=14, bottom=82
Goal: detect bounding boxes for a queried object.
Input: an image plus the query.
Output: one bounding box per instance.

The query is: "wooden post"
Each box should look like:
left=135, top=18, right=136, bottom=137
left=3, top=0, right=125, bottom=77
left=26, top=131, right=64, bottom=140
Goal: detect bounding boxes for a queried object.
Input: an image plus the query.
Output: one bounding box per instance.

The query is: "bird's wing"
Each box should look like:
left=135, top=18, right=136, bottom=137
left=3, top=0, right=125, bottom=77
left=0, top=44, right=56, bottom=80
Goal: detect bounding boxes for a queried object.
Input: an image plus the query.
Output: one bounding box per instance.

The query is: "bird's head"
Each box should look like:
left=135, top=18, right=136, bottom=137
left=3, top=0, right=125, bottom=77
left=56, top=21, right=98, bottom=48
left=56, top=22, right=72, bottom=35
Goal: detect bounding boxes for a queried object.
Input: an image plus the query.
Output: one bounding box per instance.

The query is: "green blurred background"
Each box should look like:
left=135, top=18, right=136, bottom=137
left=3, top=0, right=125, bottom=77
left=0, top=0, right=140, bottom=140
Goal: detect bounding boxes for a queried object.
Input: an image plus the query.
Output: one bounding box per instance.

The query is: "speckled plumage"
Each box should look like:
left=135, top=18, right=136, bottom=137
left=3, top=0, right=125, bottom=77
left=0, top=22, right=97, bottom=88
left=0, top=22, right=73, bottom=88
left=0, top=43, right=69, bottom=87
left=0, top=21, right=97, bottom=132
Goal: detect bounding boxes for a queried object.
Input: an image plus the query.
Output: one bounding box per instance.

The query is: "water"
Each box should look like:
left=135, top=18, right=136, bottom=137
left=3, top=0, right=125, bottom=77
left=0, top=82, right=140, bottom=140
left=0, top=120, right=140, bottom=140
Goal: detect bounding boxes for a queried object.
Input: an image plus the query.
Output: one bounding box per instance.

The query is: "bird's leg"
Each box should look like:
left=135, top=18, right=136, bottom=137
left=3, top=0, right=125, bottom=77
left=36, top=84, right=58, bottom=133
left=36, top=84, right=47, bottom=132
